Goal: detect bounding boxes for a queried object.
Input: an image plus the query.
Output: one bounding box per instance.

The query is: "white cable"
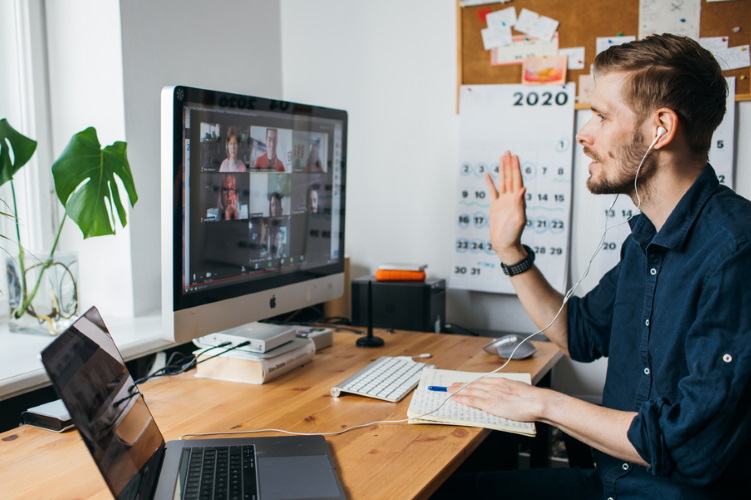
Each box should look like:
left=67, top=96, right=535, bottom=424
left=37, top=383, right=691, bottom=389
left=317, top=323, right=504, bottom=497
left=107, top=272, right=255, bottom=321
left=181, top=144, right=659, bottom=441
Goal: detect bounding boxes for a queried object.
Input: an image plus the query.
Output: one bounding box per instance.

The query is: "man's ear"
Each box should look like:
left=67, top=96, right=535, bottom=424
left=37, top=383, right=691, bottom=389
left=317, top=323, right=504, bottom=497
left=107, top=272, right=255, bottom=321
left=652, top=108, right=678, bottom=149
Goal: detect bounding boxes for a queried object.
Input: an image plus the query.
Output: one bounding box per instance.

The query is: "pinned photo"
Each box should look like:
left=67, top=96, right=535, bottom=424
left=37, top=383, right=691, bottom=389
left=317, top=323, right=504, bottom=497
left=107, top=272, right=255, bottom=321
left=522, top=55, right=567, bottom=85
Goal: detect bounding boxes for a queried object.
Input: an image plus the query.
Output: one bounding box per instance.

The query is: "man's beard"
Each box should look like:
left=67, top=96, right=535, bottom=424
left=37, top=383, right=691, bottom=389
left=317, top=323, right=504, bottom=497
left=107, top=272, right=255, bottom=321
left=585, top=131, right=657, bottom=196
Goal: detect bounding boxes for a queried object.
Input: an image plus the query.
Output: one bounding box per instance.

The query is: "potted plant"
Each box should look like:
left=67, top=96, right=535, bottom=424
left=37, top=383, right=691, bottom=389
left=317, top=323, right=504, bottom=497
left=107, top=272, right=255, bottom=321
left=0, top=118, right=138, bottom=335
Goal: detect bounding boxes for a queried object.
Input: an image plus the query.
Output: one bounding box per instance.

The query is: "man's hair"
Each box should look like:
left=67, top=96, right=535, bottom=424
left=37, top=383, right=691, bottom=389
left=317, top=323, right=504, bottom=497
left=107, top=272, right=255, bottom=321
left=593, top=33, right=727, bottom=159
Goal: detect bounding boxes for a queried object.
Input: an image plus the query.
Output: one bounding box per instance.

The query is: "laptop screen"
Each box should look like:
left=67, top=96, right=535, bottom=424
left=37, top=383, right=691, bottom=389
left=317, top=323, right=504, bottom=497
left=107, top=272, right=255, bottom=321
left=41, top=307, right=165, bottom=498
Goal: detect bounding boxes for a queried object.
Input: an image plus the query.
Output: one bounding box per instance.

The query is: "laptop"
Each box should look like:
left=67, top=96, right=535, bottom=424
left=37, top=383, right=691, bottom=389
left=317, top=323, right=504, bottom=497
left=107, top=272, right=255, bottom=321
left=40, top=306, right=346, bottom=500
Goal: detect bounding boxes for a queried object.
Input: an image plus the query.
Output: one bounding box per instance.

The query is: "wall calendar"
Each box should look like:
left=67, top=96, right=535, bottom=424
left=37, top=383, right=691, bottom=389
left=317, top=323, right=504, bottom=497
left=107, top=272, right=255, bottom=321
left=451, top=84, right=576, bottom=294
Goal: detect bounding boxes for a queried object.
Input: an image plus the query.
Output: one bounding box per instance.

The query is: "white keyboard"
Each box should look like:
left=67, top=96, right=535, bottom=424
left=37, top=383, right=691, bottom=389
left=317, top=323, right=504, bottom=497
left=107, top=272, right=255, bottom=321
left=330, top=356, right=435, bottom=402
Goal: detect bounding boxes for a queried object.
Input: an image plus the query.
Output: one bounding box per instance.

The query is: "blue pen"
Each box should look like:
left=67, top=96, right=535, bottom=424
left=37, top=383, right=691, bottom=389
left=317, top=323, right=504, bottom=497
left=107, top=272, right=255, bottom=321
left=428, top=386, right=448, bottom=392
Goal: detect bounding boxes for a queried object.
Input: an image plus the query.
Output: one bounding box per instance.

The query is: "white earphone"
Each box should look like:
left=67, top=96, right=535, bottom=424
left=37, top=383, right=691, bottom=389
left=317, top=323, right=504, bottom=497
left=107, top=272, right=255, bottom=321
left=656, top=126, right=667, bottom=139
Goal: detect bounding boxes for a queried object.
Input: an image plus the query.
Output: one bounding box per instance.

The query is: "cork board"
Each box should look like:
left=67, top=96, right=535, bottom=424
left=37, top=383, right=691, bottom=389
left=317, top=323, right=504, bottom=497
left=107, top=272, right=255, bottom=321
left=457, top=0, right=751, bottom=106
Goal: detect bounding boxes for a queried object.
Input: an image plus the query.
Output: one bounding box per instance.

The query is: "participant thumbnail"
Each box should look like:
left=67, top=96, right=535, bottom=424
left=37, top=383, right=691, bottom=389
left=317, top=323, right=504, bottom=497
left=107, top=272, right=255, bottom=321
left=201, top=173, right=249, bottom=222
left=248, top=173, right=291, bottom=217
left=290, top=173, right=327, bottom=215
left=200, top=123, right=251, bottom=172
left=250, top=126, right=292, bottom=172
left=291, top=131, right=329, bottom=173
left=248, top=217, right=289, bottom=263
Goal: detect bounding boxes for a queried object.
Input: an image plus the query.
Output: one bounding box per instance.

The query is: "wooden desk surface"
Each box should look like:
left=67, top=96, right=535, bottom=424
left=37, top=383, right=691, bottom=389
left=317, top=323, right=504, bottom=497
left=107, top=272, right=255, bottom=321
left=0, top=329, right=562, bottom=499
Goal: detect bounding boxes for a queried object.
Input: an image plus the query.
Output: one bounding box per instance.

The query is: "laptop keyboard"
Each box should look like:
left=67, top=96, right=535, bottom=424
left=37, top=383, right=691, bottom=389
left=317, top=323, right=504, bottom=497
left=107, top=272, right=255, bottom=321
left=179, top=445, right=258, bottom=500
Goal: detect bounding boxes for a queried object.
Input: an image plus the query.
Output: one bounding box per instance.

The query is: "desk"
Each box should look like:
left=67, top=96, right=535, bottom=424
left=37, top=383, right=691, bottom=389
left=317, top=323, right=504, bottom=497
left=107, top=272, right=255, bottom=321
left=0, top=329, right=562, bottom=499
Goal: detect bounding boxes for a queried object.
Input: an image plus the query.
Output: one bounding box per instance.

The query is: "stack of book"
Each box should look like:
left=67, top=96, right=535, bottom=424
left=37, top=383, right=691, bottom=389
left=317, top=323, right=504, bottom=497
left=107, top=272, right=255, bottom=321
left=194, top=337, right=315, bottom=384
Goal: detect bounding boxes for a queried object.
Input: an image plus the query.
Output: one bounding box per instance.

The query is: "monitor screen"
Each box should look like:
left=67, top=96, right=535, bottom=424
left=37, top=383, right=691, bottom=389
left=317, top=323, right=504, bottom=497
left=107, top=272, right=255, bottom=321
left=161, top=86, right=347, bottom=343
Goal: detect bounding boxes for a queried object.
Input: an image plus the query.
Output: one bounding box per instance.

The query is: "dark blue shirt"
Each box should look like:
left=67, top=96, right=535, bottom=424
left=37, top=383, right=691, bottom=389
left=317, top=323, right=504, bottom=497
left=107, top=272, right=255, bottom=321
left=567, top=165, right=751, bottom=499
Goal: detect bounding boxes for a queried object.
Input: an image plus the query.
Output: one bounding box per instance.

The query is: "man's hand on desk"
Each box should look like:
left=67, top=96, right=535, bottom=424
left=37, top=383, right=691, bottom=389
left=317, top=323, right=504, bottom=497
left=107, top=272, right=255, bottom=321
left=448, top=379, right=648, bottom=466
left=447, top=378, right=551, bottom=423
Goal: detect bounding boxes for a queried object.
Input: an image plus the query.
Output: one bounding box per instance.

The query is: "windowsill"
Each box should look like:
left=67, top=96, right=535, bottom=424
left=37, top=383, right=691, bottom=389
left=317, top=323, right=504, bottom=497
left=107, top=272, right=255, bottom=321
left=0, top=311, right=174, bottom=400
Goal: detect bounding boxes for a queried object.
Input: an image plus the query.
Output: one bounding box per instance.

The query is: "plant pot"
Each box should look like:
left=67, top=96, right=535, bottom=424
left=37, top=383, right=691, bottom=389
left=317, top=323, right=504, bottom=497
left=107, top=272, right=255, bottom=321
left=5, top=252, right=79, bottom=336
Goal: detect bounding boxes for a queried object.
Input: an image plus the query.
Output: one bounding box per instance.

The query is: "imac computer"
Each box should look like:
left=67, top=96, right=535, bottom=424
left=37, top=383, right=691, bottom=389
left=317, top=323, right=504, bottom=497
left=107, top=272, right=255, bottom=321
left=161, top=86, right=347, bottom=344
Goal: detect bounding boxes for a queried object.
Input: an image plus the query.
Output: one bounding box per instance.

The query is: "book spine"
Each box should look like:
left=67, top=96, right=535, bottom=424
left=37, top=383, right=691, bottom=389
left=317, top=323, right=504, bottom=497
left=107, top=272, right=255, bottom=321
left=261, top=339, right=316, bottom=382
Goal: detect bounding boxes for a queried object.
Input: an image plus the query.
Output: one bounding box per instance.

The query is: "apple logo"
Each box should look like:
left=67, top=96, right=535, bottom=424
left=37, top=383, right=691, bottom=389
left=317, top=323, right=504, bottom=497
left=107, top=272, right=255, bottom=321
left=269, top=295, right=277, bottom=309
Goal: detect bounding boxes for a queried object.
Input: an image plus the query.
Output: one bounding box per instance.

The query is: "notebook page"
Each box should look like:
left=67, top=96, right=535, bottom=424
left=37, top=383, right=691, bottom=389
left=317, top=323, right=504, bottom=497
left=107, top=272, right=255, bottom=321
left=407, top=369, right=536, bottom=436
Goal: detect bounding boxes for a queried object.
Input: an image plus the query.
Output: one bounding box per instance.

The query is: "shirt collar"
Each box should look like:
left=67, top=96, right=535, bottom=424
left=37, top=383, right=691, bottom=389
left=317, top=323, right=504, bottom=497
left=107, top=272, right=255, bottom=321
left=628, top=164, right=719, bottom=252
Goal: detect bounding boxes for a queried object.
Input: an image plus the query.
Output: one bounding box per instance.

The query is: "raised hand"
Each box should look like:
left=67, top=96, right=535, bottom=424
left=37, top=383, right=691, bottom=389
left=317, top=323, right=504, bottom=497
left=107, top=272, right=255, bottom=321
left=484, top=151, right=528, bottom=262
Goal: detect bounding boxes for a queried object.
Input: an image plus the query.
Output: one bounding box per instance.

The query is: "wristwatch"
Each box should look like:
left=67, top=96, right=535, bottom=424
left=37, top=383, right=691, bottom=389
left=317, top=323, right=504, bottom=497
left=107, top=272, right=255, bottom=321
left=501, top=245, right=535, bottom=276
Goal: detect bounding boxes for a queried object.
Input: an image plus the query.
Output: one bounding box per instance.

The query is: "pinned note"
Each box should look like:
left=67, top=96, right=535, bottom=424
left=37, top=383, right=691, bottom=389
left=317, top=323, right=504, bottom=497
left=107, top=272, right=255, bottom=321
left=491, top=33, right=559, bottom=66
left=700, top=36, right=730, bottom=53
left=515, top=8, right=559, bottom=43
left=559, top=47, right=586, bottom=70
left=481, top=25, right=513, bottom=50
left=596, top=36, right=636, bottom=55
left=638, top=0, right=701, bottom=40
left=486, top=6, right=516, bottom=29
left=523, top=55, right=567, bottom=85
left=714, top=45, right=751, bottom=71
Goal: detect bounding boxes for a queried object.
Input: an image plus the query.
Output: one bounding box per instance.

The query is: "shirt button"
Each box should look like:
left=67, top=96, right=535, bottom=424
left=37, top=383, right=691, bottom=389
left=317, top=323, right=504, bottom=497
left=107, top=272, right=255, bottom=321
left=645, top=319, right=650, bottom=326
left=644, top=367, right=650, bottom=375
left=723, top=354, right=733, bottom=363
left=622, top=463, right=630, bottom=471
left=650, top=268, right=657, bottom=275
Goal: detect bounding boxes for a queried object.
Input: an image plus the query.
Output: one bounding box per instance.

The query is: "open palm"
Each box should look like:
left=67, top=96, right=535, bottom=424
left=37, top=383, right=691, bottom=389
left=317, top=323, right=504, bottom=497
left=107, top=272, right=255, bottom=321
left=484, top=151, right=527, bottom=259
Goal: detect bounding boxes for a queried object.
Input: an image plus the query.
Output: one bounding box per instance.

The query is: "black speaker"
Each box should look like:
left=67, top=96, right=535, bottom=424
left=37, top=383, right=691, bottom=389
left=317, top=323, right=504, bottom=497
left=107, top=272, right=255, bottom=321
left=351, top=276, right=446, bottom=333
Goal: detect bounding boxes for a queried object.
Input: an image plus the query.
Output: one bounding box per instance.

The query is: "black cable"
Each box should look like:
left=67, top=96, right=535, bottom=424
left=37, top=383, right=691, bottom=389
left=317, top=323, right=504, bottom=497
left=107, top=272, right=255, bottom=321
left=134, top=342, right=232, bottom=386
left=194, top=341, right=252, bottom=366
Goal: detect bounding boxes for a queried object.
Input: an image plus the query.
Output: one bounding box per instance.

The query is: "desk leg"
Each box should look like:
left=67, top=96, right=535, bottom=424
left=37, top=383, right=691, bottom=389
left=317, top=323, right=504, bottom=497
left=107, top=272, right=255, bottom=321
left=529, top=371, right=552, bottom=468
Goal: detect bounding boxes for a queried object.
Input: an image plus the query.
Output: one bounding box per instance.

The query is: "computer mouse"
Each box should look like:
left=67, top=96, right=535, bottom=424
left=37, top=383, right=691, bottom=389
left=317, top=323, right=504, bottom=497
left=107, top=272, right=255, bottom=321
left=482, top=334, right=537, bottom=360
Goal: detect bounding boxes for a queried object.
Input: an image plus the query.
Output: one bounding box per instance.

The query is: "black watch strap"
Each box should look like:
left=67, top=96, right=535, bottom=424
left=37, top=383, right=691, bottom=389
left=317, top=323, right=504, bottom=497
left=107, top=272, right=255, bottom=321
left=501, top=245, right=535, bottom=276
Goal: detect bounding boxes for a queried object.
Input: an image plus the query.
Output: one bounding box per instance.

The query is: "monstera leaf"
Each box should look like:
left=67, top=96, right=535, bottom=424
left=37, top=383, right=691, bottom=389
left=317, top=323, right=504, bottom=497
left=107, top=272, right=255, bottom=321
left=0, top=118, right=37, bottom=187
left=52, top=127, right=138, bottom=238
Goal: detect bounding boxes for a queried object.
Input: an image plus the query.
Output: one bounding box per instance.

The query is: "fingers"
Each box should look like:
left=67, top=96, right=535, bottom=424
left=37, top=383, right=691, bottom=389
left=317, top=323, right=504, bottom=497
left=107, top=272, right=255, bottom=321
left=490, top=151, right=523, bottom=195
left=484, top=172, right=499, bottom=200
left=502, top=151, right=523, bottom=193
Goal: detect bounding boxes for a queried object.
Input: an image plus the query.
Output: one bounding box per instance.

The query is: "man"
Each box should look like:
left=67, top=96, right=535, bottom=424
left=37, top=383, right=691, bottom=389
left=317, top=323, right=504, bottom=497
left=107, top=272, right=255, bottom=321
left=438, top=34, right=751, bottom=498
left=254, top=128, right=285, bottom=171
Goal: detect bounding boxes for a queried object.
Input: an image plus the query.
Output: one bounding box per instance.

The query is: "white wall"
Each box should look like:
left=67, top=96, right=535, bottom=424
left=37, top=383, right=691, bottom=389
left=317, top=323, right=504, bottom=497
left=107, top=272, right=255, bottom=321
left=280, top=0, right=751, bottom=396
